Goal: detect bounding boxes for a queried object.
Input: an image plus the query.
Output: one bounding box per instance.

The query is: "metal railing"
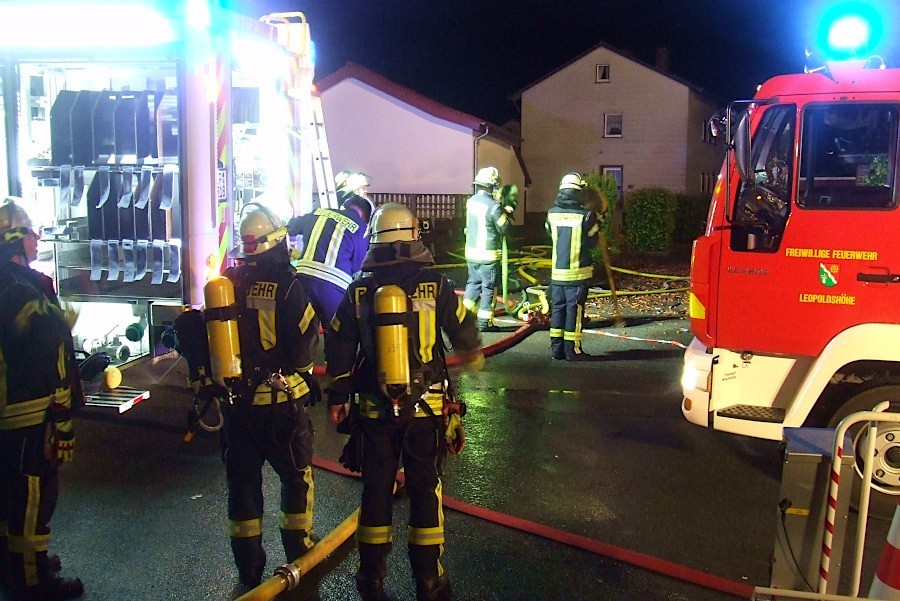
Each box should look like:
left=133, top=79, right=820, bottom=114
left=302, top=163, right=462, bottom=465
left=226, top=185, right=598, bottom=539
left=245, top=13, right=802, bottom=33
left=752, top=401, right=900, bottom=601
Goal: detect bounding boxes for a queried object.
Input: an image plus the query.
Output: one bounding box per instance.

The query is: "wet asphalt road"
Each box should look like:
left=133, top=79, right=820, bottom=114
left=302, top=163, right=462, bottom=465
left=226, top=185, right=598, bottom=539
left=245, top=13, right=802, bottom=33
left=0, top=314, right=890, bottom=601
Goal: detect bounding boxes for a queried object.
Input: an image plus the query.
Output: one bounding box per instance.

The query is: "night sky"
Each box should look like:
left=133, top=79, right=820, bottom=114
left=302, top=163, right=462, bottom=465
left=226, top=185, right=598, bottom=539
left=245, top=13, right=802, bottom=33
left=222, top=0, right=900, bottom=125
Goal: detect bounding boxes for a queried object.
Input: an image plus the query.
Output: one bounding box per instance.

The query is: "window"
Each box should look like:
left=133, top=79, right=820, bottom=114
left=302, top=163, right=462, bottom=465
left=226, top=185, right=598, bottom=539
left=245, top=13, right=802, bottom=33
left=797, top=103, right=898, bottom=209
left=604, top=113, right=622, bottom=137
left=595, top=64, right=610, bottom=83
left=731, top=104, right=796, bottom=252
left=702, top=122, right=716, bottom=144
left=700, top=172, right=715, bottom=193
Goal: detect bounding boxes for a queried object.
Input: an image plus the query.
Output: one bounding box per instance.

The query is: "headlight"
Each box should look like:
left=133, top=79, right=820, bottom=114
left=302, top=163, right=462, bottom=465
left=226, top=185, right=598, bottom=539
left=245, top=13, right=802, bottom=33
left=681, top=364, right=710, bottom=392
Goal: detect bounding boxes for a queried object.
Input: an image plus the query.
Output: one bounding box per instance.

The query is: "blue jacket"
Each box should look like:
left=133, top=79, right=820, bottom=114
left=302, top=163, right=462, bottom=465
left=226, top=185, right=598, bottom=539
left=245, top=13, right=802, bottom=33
left=287, top=207, right=368, bottom=290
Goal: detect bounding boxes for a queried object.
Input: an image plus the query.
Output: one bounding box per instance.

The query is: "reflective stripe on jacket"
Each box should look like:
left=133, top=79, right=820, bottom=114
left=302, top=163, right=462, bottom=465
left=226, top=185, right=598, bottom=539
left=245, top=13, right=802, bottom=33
left=465, top=191, right=508, bottom=263
left=546, top=204, right=600, bottom=283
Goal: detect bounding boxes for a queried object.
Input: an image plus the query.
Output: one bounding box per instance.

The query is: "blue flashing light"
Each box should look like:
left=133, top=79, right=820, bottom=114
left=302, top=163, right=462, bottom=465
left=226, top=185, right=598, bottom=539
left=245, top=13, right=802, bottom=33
left=828, top=16, right=870, bottom=53
left=0, top=3, right=177, bottom=49
left=815, top=2, right=883, bottom=60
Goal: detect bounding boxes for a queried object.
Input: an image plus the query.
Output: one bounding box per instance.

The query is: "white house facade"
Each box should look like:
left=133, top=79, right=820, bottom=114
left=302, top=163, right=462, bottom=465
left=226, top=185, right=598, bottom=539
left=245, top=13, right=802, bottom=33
left=318, top=62, right=527, bottom=222
left=517, top=44, right=723, bottom=215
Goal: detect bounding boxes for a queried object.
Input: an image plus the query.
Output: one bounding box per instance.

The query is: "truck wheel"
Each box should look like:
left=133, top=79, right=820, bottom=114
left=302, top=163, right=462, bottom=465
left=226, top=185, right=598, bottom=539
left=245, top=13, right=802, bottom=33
left=827, top=383, right=900, bottom=520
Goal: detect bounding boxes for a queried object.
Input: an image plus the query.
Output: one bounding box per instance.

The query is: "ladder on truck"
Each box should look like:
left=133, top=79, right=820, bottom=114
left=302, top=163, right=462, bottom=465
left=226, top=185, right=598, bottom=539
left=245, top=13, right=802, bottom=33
left=286, top=92, right=337, bottom=211
left=308, top=94, right=337, bottom=210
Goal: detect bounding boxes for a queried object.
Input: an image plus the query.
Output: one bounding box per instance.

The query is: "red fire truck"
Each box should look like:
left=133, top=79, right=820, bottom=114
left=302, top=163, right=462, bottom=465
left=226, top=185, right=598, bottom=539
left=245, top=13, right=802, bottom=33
left=681, top=11, right=900, bottom=512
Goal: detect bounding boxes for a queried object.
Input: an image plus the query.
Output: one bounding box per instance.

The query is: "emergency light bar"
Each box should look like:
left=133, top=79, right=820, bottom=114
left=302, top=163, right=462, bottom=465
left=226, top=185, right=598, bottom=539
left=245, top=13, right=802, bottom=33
left=0, top=3, right=177, bottom=48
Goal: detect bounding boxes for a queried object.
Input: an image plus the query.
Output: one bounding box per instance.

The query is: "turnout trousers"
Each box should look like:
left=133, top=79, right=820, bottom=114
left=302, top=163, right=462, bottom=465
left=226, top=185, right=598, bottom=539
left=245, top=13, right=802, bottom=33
left=463, top=262, right=497, bottom=327
left=0, top=424, right=59, bottom=590
left=223, top=401, right=315, bottom=586
left=549, top=282, right=588, bottom=359
left=356, top=416, right=445, bottom=584
left=296, top=274, right=347, bottom=329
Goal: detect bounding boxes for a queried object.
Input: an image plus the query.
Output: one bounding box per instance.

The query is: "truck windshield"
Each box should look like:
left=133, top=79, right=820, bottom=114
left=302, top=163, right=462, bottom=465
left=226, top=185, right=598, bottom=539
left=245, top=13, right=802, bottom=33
left=798, top=103, right=898, bottom=209
left=731, top=104, right=795, bottom=252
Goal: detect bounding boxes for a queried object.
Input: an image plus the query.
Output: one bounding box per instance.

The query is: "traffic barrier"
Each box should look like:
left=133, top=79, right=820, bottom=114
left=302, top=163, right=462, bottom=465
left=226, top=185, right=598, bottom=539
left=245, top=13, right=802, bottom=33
left=869, top=502, right=900, bottom=599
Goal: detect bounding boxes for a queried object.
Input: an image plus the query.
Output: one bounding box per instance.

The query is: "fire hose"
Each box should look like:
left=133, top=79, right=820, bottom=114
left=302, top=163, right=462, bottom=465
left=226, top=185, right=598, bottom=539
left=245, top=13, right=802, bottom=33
left=238, top=456, right=753, bottom=600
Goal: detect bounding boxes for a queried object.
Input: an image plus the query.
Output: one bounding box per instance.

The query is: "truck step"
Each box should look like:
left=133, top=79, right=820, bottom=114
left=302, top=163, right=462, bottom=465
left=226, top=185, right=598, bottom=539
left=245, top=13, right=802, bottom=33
left=84, top=387, right=150, bottom=414
left=716, top=404, right=785, bottom=423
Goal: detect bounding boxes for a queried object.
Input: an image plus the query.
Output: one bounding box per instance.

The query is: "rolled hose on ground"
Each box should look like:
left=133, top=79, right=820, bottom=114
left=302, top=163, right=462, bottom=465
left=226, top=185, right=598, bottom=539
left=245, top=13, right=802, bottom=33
left=306, top=456, right=753, bottom=600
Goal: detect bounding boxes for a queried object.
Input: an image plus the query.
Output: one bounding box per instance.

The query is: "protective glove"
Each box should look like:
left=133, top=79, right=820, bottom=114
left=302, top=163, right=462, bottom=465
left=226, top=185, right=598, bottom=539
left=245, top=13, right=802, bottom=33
left=44, top=403, right=75, bottom=464
left=301, top=371, right=323, bottom=407
left=444, top=413, right=466, bottom=455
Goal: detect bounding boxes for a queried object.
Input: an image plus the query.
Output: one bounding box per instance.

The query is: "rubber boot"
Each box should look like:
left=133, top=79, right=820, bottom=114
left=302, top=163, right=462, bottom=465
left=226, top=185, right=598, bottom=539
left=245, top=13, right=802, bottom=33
left=564, top=340, right=593, bottom=361
left=13, top=575, right=84, bottom=601
left=415, top=574, right=452, bottom=601
left=550, top=337, right=565, bottom=360
left=231, top=536, right=266, bottom=588
left=355, top=574, right=388, bottom=601
left=281, top=528, right=313, bottom=564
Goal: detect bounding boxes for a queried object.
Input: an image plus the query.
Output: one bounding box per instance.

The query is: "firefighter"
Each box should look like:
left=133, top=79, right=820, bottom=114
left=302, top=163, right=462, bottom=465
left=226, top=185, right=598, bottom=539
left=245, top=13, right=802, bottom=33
left=325, top=203, right=482, bottom=601
left=0, top=198, right=84, bottom=601
left=286, top=170, right=373, bottom=325
left=463, top=166, right=513, bottom=331
left=545, top=173, right=601, bottom=361
left=222, top=203, right=320, bottom=589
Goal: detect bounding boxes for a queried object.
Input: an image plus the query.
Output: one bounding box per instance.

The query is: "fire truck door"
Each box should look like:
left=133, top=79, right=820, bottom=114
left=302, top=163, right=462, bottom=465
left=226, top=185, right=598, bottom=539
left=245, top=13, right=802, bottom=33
left=717, top=102, right=900, bottom=357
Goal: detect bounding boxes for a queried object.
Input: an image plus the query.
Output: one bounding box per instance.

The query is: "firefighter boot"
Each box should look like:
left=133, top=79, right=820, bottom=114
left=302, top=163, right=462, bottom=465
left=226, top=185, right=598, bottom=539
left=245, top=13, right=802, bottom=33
left=415, top=575, right=452, bottom=601
left=13, top=575, right=84, bottom=601
left=564, top=340, right=594, bottom=361
left=550, top=337, right=565, bottom=360
left=356, top=542, right=390, bottom=601
left=477, top=320, right=499, bottom=333
left=355, top=574, right=388, bottom=601
left=231, top=536, right=266, bottom=588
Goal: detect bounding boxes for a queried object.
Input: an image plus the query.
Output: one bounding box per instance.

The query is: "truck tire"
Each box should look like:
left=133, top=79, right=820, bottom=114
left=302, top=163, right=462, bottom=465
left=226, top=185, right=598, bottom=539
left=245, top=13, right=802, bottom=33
left=826, top=382, right=900, bottom=521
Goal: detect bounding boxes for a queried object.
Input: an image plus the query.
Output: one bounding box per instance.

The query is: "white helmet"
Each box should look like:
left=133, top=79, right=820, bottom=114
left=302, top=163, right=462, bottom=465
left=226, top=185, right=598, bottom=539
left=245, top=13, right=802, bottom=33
left=559, top=172, right=587, bottom=191
left=473, top=166, right=500, bottom=188
left=0, top=197, right=34, bottom=245
left=335, top=170, right=370, bottom=196
left=234, top=203, right=287, bottom=257
left=366, top=203, right=419, bottom=243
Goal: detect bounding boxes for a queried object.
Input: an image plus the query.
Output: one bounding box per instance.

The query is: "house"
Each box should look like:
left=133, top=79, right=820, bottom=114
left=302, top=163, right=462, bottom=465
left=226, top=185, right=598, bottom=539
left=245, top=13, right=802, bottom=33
left=317, top=62, right=528, bottom=223
left=514, top=44, right=723, bottom=217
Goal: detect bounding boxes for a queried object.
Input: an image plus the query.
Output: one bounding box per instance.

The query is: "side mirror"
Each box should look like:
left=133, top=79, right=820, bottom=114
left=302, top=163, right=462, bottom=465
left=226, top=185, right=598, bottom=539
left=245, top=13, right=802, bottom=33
left=733, top=111, right=752, bottom=183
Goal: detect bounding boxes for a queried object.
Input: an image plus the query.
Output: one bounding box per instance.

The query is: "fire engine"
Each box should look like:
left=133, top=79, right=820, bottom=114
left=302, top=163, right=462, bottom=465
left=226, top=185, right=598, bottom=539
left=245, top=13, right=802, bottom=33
left=680, top=9, right=900, bottom=512
left=0, top=1, right=333, bottom=391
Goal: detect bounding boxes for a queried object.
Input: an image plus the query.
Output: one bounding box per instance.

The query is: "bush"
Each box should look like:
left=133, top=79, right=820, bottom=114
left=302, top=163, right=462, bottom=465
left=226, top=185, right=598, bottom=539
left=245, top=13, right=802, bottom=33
left=623, top=187, right=676, bottom=253
left=673, top=193, right=711, bottom=244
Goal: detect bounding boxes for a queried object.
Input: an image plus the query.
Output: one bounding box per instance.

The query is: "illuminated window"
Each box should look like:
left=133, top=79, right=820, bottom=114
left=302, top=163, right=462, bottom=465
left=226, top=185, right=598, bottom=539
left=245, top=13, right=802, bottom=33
left=604, top=113, right=622, bottom=137
left=595, top=64, right=610, bottom=83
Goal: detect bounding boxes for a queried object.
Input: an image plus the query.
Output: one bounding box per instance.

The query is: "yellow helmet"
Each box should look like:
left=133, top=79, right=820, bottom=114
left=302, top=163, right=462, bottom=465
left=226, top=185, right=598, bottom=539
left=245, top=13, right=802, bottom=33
left=0, top=197, right=34, bottom=245
left=473, top=166, right=500, bottom=188
left=559, top=172, right=587, bottom=191
left=234, top=203, right=287, bottom=257
left=366, top=203, right=419, bottom=243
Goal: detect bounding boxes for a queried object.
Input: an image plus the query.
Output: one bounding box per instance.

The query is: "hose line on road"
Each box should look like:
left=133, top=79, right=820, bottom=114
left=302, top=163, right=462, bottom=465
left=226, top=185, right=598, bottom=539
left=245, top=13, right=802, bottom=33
left=235, top=467, right=405, bottom=601
left=305, top=456, right=755, bottom=600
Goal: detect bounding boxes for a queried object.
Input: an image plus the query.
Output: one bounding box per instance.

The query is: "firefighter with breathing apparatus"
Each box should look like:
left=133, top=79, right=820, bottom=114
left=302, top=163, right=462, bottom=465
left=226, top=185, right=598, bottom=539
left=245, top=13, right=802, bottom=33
left=325, top=202, right=482, bottom=601
left=206, top=202, right=320, bottom=590
left=0, top=197, right=84, bottom=601
left=546, top=173, right=601, bottom=361
left=463, top=166, right=515, bottom=331
left=286, top=170, right=374, bottom=326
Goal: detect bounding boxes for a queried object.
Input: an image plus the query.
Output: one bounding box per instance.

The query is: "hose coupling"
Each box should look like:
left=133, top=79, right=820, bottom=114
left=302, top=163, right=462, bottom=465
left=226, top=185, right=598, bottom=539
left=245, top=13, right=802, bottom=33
left=273, top=562, right=303, bottom=590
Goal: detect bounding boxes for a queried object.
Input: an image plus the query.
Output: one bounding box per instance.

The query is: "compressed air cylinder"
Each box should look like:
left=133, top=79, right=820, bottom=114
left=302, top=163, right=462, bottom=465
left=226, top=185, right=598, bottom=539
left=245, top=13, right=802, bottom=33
left=373, top=285, right=410, bottom=401
left=204, top=276, right=242, bottom=383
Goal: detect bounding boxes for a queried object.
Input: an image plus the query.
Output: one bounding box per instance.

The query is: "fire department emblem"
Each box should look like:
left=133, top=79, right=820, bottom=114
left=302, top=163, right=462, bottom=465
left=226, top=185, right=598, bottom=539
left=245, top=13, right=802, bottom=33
left=819, top=263, right=838, bottom=287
